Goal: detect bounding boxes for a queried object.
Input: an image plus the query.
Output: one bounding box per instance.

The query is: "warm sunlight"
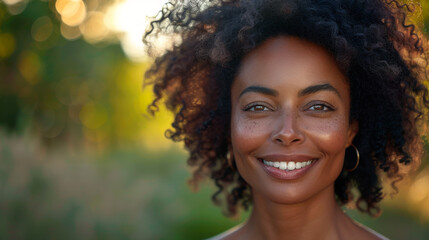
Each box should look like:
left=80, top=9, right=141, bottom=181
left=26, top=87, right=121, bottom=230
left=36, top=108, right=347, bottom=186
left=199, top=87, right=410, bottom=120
left=106, top=0, right=168, bottom=61
left=1, top=0, right=169, bottom=61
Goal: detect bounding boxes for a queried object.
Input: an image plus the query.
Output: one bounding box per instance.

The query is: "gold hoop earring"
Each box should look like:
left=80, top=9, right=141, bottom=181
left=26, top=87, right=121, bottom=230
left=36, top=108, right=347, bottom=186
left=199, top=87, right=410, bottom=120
left=345, top=144, right=360, bottom=172
left=227, top=148, right=235, bottom=168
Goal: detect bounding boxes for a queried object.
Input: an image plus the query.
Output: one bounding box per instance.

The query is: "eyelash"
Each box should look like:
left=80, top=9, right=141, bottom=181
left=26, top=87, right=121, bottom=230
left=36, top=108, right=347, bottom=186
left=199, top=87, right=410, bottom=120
left=307, top=103, right=334, bottom=112
left=243, top=104, right=272, bottom=112
left=243, top=103, right=334, bottom=112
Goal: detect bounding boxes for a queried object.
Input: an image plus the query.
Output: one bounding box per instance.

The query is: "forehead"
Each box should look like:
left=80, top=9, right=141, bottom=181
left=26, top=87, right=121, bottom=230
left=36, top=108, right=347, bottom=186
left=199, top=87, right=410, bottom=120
left=233, top=36, right=349, bottom=98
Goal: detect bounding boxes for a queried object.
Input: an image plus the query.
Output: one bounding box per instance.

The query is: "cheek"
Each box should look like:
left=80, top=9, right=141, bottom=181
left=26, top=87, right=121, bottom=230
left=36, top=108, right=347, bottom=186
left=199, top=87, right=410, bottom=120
left=304, top=117, right=349, bottom=176
left=305, top=117, right=349, bottom=152
left=230, top=114, right=270, bottom=155
left=230, top=113, right=269, bottom=184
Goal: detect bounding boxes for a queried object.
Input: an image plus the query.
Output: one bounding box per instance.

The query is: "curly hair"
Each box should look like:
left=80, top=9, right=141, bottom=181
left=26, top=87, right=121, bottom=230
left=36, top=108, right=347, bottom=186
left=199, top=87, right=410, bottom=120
left=144, top=0, right=429, bottom=217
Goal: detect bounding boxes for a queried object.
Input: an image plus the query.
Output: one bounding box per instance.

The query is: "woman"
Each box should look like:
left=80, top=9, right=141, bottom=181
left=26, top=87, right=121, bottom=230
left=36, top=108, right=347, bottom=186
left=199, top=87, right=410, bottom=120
left=144, top=0, right=429, bottom=239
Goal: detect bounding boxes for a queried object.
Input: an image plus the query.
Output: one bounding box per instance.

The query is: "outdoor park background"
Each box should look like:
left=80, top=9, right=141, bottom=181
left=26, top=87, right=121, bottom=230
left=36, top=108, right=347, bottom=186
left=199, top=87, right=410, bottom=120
left=0, top=0, right=428, bottom=239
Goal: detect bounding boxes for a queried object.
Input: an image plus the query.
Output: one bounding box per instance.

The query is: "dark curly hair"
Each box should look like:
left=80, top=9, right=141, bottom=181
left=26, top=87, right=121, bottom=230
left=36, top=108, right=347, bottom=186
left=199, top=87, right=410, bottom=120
left=144, top=0, right=429, bottom=217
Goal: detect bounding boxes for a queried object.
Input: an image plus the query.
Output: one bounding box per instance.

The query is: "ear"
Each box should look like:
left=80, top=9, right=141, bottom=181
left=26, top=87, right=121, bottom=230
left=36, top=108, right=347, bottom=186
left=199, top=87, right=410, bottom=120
left=346, top=120, right=359, bottom=147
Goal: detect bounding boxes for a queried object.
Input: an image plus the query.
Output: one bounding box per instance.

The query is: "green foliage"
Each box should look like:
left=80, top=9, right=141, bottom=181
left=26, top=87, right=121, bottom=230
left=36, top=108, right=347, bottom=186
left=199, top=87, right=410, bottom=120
left=0, top=132, right=247, bottom=239
left=0, top=0, right=165, bottom=149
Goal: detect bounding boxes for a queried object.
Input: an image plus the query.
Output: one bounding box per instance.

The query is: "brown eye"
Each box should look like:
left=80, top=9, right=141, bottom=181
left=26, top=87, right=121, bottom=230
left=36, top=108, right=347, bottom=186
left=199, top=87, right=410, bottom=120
left=308, top=104, right=332, bottom=111
left=244, top=104, right=270, bottom=112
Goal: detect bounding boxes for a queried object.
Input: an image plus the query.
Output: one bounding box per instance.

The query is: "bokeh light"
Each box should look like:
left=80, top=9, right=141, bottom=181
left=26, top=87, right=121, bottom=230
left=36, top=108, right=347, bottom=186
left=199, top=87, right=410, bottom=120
left=80, top=11, right=108, bottom=43
left=0, top=32, right=15, bottom=58
left=39, top=0, right=171, bottom=60
left=60, top=22, right=81, bottom=40
left=3, top=0, right=23, bottom=4
left=56, top=0, right=87, bottom=26
left=105, top=0, right=168, bottom=61
left=18, top=51, right=42, bottom=85
left=31, top=16, right=53, bottom=42
left=2, top=0, right=28, bottom=15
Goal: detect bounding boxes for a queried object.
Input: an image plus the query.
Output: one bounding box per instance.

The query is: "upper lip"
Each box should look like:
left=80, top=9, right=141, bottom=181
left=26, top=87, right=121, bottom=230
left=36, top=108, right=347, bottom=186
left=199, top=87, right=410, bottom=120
left=257, top=154, right=318, bottom=162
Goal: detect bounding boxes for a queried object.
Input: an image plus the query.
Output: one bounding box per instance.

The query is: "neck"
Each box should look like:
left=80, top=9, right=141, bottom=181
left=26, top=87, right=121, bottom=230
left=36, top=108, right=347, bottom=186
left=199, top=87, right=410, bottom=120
left=242, top=185, right=351, bottom=240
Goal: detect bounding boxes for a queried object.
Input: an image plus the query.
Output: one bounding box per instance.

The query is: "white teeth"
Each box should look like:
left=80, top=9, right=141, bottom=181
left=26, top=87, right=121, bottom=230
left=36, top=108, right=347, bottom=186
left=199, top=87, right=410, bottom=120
left=287, top=162, right=295, bottom=170
left=263, top=159, right=314, bottom=171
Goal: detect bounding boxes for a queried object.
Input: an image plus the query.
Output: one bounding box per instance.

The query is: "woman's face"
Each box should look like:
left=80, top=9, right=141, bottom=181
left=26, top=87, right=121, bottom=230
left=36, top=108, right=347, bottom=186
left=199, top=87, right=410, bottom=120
left=230, top=36, right=358, bottom=204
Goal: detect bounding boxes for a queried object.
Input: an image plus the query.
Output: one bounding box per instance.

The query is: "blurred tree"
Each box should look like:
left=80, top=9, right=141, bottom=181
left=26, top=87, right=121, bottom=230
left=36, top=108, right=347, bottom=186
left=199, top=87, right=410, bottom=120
left=0, top=0, right=174, bottom=150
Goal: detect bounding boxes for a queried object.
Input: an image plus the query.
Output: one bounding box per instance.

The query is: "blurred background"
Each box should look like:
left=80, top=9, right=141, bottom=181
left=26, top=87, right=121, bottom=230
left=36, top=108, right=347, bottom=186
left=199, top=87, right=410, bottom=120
left=0, top=0, right=428, bottom=239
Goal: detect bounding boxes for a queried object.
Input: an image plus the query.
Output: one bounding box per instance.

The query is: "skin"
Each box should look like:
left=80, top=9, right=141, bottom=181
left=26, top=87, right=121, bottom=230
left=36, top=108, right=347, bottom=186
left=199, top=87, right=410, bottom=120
left=220, top=36, right=383, bottom=240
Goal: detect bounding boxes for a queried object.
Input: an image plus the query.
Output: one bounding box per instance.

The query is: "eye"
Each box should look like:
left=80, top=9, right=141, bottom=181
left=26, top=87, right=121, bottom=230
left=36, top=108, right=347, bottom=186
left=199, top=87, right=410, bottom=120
left=308, top=104, right=333, bottom=111
left=244, top=104, right=271, bottom=112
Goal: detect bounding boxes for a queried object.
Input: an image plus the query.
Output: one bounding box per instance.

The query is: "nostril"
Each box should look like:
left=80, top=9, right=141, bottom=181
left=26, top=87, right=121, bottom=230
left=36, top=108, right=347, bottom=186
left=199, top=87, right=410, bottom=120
left=273, top=135, right=303, bottom=146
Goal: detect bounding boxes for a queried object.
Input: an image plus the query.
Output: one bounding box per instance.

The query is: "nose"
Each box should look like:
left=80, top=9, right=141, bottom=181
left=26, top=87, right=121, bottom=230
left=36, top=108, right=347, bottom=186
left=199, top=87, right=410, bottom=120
left=272, top=111, right=304, bottom=146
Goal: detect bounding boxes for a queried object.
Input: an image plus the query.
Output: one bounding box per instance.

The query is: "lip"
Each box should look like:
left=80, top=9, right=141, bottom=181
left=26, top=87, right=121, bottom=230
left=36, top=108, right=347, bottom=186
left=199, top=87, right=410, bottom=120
left=256, top=154, right=319, bottom=180
left=258, top=154, right=317, bottom=163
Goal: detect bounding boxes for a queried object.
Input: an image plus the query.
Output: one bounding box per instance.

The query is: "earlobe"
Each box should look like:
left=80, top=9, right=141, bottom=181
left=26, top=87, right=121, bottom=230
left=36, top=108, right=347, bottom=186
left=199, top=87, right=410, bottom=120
left=227, top=150, right=234, bottom=167
left=227, top=142, right=234, bottom=167
left=347, top=120, right=359, bottom=147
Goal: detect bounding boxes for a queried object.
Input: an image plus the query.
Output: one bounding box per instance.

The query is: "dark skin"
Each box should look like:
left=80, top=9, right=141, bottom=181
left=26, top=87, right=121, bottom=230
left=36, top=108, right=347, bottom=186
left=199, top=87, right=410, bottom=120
left=219, top=36, right=384, bottom=240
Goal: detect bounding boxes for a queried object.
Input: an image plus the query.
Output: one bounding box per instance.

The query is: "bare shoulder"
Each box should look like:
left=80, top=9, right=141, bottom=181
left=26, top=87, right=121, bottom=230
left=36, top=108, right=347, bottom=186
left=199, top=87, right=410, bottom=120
left=205, top=224, right=244, bottom=240
left=205, top=220, right=389, bottom=240
left=354, top=223, right=390, bottom=240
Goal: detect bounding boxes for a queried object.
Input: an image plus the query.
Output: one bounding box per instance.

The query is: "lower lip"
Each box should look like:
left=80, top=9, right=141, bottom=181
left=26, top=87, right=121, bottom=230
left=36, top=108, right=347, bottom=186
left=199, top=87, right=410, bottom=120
left=259, top=160, right=317, bottom=180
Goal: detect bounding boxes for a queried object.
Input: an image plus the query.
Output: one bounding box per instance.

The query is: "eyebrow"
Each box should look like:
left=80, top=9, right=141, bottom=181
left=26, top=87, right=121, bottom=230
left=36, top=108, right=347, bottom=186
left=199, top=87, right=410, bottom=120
left=298, top=83, right=341, bottom=99
left=239, top=86, right=278, bottom=98
left=239, top=83, right=342, bottom=99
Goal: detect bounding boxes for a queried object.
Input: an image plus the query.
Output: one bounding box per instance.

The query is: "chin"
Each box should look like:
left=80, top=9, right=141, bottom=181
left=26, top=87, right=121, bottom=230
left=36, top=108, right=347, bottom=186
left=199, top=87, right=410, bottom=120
left=253, top=182, right=329, bottom=205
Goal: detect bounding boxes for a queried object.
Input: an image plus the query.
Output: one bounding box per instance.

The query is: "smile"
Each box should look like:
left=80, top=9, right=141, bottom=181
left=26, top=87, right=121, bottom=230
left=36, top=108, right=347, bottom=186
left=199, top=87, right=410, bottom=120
left=261, top=159, right=314, bottom=171
left=257, top=155, right=319, bottom=180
